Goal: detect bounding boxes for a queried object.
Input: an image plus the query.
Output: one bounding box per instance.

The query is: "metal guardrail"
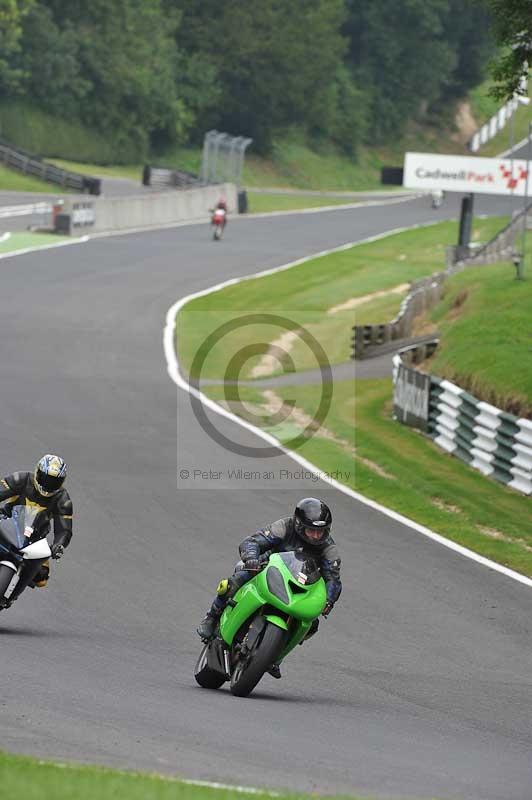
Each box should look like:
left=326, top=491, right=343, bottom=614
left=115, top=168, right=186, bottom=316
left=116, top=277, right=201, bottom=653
left=142, top=165, right=201, bottom=189
left=0, top=140, right=100, bottom=194
left=351, top=274, right=445, bottom=359
left=392, top=343, right=532, bottom=496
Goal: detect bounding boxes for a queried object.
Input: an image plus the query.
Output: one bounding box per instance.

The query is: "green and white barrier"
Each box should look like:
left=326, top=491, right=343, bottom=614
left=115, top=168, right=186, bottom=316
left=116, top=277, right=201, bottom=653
left=393, top=346, right=532, bottom=496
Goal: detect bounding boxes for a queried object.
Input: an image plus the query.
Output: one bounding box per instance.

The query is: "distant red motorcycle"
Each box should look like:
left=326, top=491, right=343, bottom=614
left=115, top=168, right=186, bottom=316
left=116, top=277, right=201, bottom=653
left=211, top=208, right=226, bottom=240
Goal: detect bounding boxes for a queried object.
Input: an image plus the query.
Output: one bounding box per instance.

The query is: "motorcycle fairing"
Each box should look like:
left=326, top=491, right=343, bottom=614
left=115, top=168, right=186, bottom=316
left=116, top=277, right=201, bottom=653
left=219, top=551, right=326, bottom=656
left=0, top=504, right=42, bottom=550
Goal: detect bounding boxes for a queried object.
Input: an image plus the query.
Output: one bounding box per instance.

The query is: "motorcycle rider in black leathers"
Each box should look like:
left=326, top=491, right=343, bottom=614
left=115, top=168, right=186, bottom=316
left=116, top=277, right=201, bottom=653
left=0, top=455, right=72, bottom=606
left=197, top=498, right=341, bottom=678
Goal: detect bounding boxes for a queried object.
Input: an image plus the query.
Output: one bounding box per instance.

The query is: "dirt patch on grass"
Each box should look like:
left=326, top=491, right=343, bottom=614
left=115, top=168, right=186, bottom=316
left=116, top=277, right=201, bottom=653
left=328, top=283, right=409, bottom=315
left=250, top=330, right=300, bottom=378
left=261, top=389, right=394, bottom=479
left=452, top=101, right=478, bottom=144
left=431, top=497, right=462, bottom=514
left=478, top=526, right=532, bottom=553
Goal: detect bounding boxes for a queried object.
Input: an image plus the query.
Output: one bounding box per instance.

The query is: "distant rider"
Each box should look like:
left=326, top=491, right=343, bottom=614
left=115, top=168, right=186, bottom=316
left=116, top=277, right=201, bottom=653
left=0, top=455, right=72, bottom=603
left=197, top=498, right=342, bottom=678
left=212, top=197, right=228, bottom=228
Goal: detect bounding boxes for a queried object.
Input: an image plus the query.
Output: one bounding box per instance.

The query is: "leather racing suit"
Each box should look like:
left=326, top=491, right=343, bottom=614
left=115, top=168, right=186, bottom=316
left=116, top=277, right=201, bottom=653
left=0, top=471, right=73, bottom=594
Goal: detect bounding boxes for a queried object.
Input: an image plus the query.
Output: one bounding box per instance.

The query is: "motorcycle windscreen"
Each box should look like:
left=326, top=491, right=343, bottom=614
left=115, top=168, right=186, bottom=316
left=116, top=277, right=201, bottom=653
left=276, top=551, right=321, bottom=585
left=0, top=504, right=41, bottom=550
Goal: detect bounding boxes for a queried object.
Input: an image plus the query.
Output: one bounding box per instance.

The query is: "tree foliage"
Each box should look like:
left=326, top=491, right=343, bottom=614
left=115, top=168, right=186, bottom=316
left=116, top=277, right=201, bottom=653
left=484, top=0, right=532, bottom=99
left=0, top=0, right=34, bottom=92
left=1, top=0, right=499, bottom=159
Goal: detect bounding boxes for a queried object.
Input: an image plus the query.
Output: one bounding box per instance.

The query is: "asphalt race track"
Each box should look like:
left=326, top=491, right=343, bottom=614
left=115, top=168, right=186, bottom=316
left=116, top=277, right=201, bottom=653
left=0, top=194, right=531, bottom=800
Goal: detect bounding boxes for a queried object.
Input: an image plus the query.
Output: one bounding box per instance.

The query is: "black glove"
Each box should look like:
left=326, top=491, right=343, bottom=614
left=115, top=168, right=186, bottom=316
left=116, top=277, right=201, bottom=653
left=51, top=544, right=64, bottom=560
left=243, top=557, right=261, bottom=572
left=322, top=602, right=334, bottom=617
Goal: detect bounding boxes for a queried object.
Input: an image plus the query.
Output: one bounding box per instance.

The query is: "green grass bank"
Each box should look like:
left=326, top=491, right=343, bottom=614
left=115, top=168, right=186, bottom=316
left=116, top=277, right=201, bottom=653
left=0, top=231, right=73, bottom=255
left=424, top=242, right=532, bottom=417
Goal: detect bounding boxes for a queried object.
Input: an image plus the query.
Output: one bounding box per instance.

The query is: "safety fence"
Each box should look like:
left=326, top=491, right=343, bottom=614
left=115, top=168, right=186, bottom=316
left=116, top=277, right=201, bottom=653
left=393, top=343, right=532, bottom=496
left=0, top=138, right=100, bottom=194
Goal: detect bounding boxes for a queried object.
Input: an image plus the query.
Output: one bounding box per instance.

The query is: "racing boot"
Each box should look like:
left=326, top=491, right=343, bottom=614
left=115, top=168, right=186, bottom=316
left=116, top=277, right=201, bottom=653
left=197, top=607, right=222, bottom=641
left=31, top=560, right=50, bottom=589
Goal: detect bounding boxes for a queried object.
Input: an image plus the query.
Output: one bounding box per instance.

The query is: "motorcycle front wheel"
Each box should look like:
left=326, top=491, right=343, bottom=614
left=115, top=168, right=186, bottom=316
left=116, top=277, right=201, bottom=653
left=230, top=622, right=285, bottom=698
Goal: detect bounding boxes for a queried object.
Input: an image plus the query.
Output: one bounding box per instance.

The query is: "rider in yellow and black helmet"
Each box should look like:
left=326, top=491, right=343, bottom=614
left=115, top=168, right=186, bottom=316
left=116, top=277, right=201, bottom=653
left=0, top=455, right=73, bottom=598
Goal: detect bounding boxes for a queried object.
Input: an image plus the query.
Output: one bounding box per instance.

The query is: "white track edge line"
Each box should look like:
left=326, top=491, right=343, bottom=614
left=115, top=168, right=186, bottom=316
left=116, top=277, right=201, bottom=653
left=165, top=225, right=532, bottom=590
left=36, top=759, right=280, bottom=795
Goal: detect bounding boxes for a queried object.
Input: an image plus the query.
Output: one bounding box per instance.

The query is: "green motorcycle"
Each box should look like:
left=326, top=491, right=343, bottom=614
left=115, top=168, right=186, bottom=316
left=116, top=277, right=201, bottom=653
left=194, top=550, right=327, bottom=697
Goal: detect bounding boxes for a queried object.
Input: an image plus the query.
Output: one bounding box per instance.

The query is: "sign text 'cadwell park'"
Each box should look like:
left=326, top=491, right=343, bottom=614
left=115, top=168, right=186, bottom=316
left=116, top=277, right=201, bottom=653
left=403, top=152, right=530, bottom=196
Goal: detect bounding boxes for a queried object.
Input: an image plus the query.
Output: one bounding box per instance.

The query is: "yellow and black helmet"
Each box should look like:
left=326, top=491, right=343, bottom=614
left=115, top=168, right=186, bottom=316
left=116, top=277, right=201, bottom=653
left=34, top=454, right=67, bottom=497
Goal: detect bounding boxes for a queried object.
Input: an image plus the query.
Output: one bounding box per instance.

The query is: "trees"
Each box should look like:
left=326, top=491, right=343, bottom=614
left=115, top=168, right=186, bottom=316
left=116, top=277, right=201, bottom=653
left=1, top=1, right=501, bottom=159
left=176, top=0, right=349, bottom=152
left=343, top=0, right=495, bottom=142
left=0, top=0, right=34, bottom=93
left=484, top=0, right=532, bottom=99
left=10, top=0, right=185, bottom=158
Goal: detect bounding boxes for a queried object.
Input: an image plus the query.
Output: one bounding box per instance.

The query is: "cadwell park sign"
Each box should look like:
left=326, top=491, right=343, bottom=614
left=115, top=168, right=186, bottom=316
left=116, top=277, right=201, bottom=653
left=403, top=152, right=531, bottom=196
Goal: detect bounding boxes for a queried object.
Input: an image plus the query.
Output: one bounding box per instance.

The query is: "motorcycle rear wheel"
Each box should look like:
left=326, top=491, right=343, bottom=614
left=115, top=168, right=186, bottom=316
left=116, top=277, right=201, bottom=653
left=230, top=622, right=285, bottom=698
left=194, top=642, right=226, bottom=689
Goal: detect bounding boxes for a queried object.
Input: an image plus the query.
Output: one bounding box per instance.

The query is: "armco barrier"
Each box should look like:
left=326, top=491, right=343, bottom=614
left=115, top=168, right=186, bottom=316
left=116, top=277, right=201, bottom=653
left=393, top=344, right=532, bottom=496
left=0, top=138, right=100, bottom=194
left=142, top=165, right=201, bottom=189
left=55, top=182, right=237, bottom=235
left=352, top=273, right=445, bottom=358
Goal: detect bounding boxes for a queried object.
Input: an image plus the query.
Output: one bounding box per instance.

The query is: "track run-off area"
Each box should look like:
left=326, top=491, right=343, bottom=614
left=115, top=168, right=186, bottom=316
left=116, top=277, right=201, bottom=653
left=0, top=193, right=531, bottom=800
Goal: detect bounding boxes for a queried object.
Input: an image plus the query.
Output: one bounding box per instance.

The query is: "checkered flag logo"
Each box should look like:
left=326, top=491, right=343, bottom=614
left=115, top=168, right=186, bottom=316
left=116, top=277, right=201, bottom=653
left=499, top=163, right=528, bottom=190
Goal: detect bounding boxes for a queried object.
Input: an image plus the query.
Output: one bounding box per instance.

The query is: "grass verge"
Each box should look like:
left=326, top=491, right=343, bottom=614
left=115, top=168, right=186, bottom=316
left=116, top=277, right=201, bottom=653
left=247, top=192, right=367, bottom=213
left=176, top=216, right=507, bottom=381
left=0, top=231, right=73, bottom=255
left=0, top=164, right=64, bottom=194
left=0, top=751, right=369, bottom=800
left=48, top=159, right=143, bottom=182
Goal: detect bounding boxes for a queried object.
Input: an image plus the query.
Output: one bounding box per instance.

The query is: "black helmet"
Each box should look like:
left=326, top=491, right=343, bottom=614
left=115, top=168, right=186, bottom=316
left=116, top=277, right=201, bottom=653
left=294, top=497, right=332, bottom=546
